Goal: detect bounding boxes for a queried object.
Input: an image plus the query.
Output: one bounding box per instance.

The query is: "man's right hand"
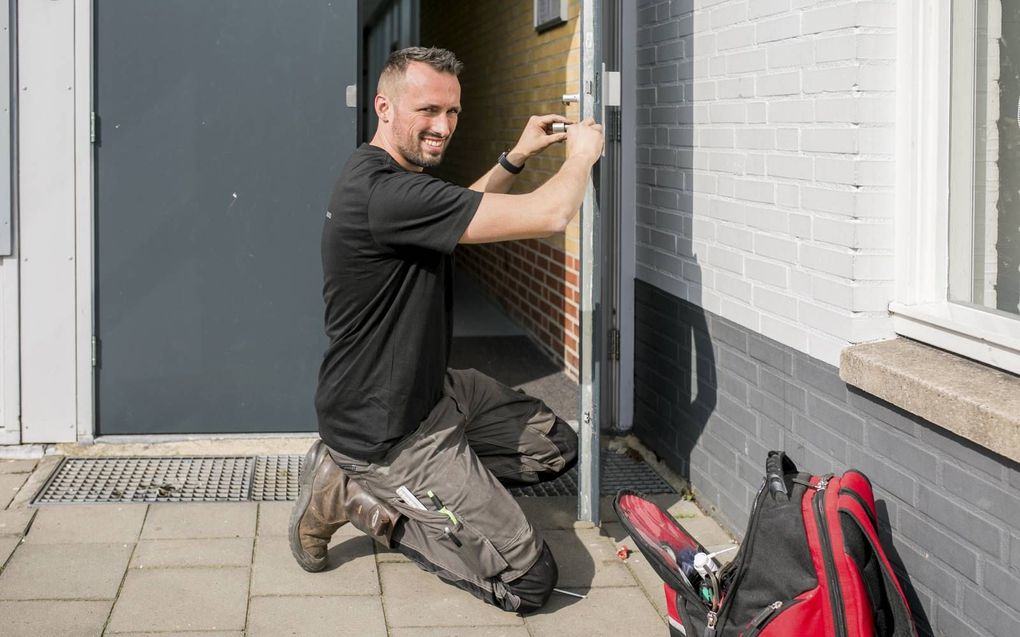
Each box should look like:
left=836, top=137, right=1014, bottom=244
left=461, top=119, right=605, bottom=244
left=566, top=117, right=604, bottom=164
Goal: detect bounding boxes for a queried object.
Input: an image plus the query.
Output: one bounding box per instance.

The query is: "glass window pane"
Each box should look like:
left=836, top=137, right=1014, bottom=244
left=949, top=0, right=1020, bottom=318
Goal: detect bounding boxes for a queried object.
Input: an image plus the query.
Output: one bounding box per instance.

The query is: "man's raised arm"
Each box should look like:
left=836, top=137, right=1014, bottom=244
left=459, top=117, right=603, bottom=244
left=469, top=114, right=570, bottom=194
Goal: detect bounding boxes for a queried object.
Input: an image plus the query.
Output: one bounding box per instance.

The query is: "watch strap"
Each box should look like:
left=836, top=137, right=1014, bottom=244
left=498, top=151, right=524, bottom=175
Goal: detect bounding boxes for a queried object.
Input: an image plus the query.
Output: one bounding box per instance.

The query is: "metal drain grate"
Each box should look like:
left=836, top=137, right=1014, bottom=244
left=508, top=451, right=675, bottom=497
left=35, top=456, right=255, bottom=504
left=251, top=455, right=301, bottom=502
left=35, top=451, right=674, bottom=504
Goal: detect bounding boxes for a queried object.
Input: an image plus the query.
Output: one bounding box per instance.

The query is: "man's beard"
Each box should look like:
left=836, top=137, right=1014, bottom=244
left=397, top=134, right=447, bottom=168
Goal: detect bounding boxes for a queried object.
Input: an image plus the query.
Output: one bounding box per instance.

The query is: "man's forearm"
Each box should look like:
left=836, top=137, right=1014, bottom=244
left=468, top=150, right=528, bottom=193
left=528, top=154, right=592, bottom=231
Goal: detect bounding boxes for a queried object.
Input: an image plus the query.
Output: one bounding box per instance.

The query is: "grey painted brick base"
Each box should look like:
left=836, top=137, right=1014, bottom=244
left=633, top=279, right=1020, bottom=637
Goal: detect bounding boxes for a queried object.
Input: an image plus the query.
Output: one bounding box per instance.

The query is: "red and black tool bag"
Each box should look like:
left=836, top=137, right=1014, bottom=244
left=614, top=452, right=917, bottom=636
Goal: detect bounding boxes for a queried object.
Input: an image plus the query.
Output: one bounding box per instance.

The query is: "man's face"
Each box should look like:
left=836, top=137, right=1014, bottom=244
left=383, top=62, right=461, bottom=169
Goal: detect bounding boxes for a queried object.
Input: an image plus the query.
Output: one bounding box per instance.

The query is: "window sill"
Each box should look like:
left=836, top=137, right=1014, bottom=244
left=839, top=338, right=1020, bottom=464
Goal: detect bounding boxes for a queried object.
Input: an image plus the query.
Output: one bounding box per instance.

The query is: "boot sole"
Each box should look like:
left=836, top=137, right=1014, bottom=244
left=288, top=440, right=329, bottom=573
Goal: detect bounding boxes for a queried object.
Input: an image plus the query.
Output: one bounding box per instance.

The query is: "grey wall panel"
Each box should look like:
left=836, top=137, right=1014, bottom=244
left=632, top=279, right=1020, bottom=637
left=1, top=0, right=11, bottom=256
left=95, top=1, right=358, bottom=434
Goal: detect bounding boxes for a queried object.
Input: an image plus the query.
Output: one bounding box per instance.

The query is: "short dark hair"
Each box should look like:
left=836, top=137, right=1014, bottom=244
left=378, top=47, right=463, bottom=92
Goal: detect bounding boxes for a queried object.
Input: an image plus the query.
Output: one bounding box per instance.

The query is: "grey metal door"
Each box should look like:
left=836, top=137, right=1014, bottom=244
left=95, top=1, right=357, bottom=435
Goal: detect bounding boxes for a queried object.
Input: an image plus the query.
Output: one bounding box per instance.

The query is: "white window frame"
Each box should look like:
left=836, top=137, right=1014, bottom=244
left=893, top=0, right=1020, bottom=375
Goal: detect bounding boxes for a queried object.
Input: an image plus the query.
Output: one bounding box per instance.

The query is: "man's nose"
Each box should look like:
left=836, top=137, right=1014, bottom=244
left=430, top=116, right=451, bottom=137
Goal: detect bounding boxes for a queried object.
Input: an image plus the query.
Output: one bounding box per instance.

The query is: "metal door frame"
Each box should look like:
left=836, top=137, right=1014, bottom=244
left=577, top=0, right=622, bottom=524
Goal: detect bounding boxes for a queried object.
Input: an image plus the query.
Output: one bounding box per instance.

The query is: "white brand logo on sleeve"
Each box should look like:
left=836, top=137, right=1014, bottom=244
left=325, top=210, right=332, bottom=219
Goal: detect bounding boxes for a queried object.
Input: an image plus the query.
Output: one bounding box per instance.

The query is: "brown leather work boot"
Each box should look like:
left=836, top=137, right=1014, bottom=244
left=289, top=440, right=401, bottom=572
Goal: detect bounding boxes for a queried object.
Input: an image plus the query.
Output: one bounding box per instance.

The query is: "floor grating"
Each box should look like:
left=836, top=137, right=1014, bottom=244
left=34, top=451, right=675, bottom=504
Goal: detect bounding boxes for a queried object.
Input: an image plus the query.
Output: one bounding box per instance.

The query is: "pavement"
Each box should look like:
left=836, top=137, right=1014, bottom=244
left=0, top=455, right=737, bottom=637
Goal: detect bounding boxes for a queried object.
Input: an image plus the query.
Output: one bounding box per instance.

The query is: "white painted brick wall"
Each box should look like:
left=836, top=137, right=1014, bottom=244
left=635, top=0, right=897, bottom=365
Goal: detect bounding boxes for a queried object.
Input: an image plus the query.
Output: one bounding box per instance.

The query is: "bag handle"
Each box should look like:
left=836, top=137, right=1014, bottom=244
left=765, top=451, right=794, bottom=502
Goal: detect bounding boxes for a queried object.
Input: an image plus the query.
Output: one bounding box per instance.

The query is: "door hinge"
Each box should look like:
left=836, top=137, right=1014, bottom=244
left=602, top=70, right=621, bottom=107
left=92, top=336, right=100, bottom=368
left=90, top=112, right=98, bottom=144
left=609, top=328, right=620, bottom=361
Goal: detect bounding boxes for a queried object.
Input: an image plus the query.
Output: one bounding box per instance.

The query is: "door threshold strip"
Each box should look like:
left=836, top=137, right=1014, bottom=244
left=33, top=452, right=675, bottom=504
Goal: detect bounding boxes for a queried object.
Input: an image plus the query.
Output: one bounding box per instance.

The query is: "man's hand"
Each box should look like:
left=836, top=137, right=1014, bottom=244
left=566, top=117, right=604, bottom=165
left=507, top=114, right=572, bottom=165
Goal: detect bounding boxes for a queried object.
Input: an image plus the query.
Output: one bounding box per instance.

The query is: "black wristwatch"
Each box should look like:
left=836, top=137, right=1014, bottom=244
left=497, top=151, right=524, bottom=175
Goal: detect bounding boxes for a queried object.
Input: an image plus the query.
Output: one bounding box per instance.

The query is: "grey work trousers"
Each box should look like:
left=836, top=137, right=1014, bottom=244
left=328, top=368, right=578, bottom=612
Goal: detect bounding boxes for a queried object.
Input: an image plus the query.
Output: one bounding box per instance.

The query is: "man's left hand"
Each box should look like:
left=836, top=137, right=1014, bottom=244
left=509, top=114, right=572, bottom=163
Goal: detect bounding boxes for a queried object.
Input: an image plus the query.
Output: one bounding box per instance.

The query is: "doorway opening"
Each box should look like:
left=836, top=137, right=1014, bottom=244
left=362, top=0, right=615, bottom=425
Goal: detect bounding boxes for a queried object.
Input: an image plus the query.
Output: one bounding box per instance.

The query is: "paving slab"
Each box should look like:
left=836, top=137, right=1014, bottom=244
left=602, top=521, right=670, bottom=617
left=0, top=542, right=132, bottom=600
left=389, top=627, right=531, bottom=637
left=25, top=504, right=146, bottom=544
left=256, top=501, right=293, bottom=536
left=251, top=533, right=378, bottom=596
left=544, top=527, right=638, bottom=589
left=0, top=474, right=27, bottom=509
left=113, top=633, right=242, bottom=637
left=247, top=595, right=387, bottom=636
left=106, top=567, right=249, bottom=633
left=0, top=460, right=37, bottom=475
left=0, top=536, right=21, bottom=568
left=666, top=514, right=737, bottom=548
left=7, top=456, right=61, bottom=508
left=141, top=503, right=257, bottom=539
left=130, top=537, right=253, bottom=569
left=0, top=509, right=35, bottom=536
left=375, top=543, right=411, bottom=563
left=515, top=496, right=579, bottom=530
left=524, top=586, right=666, bottom=637
left=0, top=600, right=112, bottom=637
left=380, top=562, right=524, bottom=627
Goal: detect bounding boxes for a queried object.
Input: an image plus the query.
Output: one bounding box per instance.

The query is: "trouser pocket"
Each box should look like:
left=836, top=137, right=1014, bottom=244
left=404, top=504, right=512, bottom=579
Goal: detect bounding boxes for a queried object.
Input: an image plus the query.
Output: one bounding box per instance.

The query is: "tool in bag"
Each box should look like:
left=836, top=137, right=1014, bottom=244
left=614, top=451, right=917, bottom=636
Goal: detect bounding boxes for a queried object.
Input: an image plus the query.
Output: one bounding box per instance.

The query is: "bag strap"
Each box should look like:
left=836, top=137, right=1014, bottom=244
left=765, top=450, right=796, bottom=502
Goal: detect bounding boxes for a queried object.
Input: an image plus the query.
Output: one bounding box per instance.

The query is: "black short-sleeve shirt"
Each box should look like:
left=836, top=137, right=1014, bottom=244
left=315, top=144, right=482, bottom=461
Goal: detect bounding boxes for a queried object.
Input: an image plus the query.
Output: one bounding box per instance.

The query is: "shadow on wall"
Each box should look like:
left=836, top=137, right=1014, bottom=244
left=875, top=499, right=934, bottom=637
left=418, top=0, right=583, bottom=379
left=631, top=284, right=715, bottom=485
left=631, top=8, right=716, bottom=499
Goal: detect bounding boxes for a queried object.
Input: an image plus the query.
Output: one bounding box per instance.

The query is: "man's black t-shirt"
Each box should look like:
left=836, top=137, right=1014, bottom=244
left=315, top=144, right=482, bottom=461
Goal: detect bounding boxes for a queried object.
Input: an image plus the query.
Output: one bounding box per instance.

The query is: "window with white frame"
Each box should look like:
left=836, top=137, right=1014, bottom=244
left=893, top=0, right=1020, bottom=374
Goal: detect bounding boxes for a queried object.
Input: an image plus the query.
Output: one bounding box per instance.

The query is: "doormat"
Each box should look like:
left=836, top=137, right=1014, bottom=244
left=33, top=451, right=675, bottom=504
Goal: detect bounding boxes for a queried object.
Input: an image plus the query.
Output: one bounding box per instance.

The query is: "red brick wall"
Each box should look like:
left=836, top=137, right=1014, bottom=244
left=457, top=240, right=581, bottom=374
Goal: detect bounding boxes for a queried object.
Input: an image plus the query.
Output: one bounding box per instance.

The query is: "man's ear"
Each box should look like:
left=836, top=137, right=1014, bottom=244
left=375, top=94, right=391, bottom=123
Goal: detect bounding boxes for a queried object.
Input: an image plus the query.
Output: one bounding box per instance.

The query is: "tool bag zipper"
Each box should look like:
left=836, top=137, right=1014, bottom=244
left=704, top=610, right=718, bottom=637
left=744, top=600, right=784, bottom=637
left=707, top=479, right=770, bottom=634
left=813, top=476, right=847, bottom=637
